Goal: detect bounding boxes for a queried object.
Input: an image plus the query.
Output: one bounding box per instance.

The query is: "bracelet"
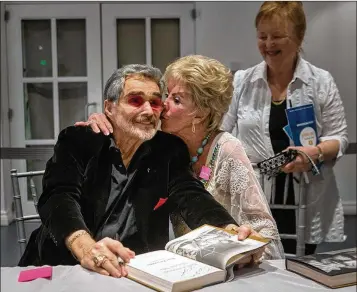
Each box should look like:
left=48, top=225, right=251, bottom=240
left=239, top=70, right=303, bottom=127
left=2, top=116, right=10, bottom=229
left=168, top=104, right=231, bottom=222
left=316, top=145, right=324, bottom=163
left=67, top=230, right=90, bottom=250
left=295, top=149, right=320, bottom=176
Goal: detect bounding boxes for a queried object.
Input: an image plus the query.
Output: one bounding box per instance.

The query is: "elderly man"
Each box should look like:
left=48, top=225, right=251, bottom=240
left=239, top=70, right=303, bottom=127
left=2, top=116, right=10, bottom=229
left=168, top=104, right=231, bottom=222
left=19, top=64, right=251, bottom=277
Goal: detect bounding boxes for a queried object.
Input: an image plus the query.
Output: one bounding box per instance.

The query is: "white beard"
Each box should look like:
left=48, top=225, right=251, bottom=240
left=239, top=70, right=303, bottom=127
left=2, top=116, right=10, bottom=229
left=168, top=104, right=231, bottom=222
left=117, top=112, right=158, bottom=141
left=127, top=122, right=157, bottom=141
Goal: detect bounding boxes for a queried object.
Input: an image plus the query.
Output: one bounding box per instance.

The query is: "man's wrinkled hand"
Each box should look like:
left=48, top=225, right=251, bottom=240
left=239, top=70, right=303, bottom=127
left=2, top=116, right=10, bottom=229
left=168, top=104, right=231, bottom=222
left=73, top=237, right=135, bottom=278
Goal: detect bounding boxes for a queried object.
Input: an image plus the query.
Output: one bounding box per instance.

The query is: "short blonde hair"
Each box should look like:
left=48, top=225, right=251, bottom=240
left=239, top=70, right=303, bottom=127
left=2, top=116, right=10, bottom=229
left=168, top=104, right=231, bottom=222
left=255, top=1, right=306, bottom=46
left=163, top=55, right=233, bottom=133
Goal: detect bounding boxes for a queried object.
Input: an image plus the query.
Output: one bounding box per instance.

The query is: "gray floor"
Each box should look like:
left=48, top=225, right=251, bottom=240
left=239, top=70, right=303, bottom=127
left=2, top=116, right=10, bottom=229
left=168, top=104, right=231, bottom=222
left=1, top=216, right=356, bottom=267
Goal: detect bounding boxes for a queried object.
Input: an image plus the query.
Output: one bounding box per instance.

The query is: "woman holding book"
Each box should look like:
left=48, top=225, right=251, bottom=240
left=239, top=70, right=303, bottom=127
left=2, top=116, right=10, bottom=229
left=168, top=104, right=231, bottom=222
left=76, top=55, right=285, bottom=260
left=221, top=2, right=349, bottom=255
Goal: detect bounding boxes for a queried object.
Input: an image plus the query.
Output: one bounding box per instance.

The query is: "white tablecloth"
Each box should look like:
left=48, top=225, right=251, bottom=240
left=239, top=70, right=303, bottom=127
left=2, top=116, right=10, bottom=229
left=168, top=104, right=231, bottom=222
left=1, top=260, right=355, bottom=292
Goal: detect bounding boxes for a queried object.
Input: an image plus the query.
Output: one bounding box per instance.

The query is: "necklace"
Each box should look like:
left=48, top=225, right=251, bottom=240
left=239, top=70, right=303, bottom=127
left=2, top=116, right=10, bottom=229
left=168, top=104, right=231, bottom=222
left=190, top=132, right=212, bottom=165
left=191, top=132, right=218, bottom=187
left=271, top=99, right=286, bottom=105
left=271, top=95, right=286, bottom=106
left=200, top=143, right=220, bottom=187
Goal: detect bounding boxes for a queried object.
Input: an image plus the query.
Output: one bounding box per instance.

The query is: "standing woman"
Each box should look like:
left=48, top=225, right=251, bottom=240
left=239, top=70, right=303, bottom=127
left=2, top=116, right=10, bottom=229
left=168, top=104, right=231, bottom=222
left=222, top=1, right=348, bottom=255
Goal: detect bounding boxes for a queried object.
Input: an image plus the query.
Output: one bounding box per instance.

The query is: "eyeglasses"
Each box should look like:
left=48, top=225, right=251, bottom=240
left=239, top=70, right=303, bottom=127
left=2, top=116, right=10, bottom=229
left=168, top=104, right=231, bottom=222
left=127, top=95, right=163, bottom=111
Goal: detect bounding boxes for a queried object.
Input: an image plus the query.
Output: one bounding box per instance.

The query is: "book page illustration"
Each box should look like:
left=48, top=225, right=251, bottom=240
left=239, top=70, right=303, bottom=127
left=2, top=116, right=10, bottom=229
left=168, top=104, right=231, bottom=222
left=301, top=249, right=357, bottom=275
left=165, top=225, right=264, bottom=269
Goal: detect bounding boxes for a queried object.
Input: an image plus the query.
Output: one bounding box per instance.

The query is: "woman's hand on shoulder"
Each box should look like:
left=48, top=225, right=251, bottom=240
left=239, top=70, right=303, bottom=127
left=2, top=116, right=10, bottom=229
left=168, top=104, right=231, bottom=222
left=74, top=113, right=113, bottom=136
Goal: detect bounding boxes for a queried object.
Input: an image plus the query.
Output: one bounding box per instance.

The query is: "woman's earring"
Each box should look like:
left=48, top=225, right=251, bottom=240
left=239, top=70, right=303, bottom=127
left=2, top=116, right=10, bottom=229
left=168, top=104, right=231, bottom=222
left=191, top=122, right=196, bottom=133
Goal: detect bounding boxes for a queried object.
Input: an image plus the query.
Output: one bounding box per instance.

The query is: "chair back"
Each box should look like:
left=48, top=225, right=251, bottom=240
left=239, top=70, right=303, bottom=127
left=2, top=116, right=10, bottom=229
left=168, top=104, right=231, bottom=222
left=10, top=169, right=45, bottom=256
left=260, top=173, right=307, bottom=257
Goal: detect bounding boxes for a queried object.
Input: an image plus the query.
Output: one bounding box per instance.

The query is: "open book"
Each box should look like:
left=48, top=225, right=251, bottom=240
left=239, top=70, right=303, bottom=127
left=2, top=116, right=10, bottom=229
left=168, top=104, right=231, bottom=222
left=126, top=225, right=269, bottom=292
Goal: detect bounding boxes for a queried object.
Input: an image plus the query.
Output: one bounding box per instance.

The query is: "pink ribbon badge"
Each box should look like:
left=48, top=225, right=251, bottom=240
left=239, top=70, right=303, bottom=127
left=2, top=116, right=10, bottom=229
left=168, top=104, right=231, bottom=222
left=199, top=166, right=211, bottom=181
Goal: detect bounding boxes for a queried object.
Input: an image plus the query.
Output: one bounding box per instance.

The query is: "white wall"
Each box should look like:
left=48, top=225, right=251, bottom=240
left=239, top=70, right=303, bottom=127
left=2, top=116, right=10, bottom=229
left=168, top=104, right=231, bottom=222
left=195, top=2, right=262, bottom=70
left=302, top=2, right=356, bottom=212
left=195, top=1, right=356, bottom=211
left=1, top=1, right=13, bottom=225
left=303, top=2, right=356, bottom=143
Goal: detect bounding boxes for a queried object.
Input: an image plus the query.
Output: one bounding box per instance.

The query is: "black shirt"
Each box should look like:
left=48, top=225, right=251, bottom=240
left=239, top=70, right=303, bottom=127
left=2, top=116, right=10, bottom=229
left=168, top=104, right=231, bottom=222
left=106, top=138, right=128, bottom=210
left=99, top=136, right=151, bottom=242
left=269, top=100, right=295, bottom=204
left=269, top=100, right=289, bottom=154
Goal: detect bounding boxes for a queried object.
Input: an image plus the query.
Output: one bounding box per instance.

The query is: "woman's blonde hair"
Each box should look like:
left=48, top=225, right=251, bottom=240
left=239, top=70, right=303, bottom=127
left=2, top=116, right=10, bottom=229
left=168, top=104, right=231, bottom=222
left=163, top=55, right=233, bottom=133
left=255, top=1, right=306, bottom=47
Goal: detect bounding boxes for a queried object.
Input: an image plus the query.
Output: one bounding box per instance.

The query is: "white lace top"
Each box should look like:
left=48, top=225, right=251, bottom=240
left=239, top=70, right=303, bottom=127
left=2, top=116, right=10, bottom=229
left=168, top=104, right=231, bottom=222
left=171, top=132, right=285, bottom=260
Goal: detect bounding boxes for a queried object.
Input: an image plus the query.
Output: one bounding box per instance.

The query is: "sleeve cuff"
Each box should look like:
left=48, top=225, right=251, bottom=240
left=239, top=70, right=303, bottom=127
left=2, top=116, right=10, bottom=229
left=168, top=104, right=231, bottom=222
left=319, top=135, right=347, bottom=159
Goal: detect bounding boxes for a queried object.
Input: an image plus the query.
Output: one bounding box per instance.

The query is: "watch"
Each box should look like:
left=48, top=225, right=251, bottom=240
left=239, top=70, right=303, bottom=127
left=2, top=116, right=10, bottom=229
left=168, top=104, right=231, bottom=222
left=316, top=145, right=324, bottom=164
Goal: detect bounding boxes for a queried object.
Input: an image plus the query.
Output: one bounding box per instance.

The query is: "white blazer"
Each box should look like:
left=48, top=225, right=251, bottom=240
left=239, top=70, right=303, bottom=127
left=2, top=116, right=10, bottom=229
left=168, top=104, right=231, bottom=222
left=222, top=57, right=349, bottom=244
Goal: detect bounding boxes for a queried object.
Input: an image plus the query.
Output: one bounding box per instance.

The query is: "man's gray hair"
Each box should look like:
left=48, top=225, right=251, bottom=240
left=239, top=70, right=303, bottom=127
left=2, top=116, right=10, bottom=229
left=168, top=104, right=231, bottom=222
left=104, top=64, right=165, bottom=102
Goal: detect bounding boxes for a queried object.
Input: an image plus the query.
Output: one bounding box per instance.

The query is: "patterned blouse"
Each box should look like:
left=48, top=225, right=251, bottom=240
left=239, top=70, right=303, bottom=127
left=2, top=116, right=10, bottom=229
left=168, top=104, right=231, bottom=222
left=171, top=132, right=285, bottom=260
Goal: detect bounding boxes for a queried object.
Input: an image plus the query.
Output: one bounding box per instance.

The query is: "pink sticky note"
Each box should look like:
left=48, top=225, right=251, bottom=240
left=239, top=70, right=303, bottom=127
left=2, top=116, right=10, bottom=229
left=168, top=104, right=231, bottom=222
left=199, top=166, right=211, bottom=181
left=18, top=266, right=53, bottom=282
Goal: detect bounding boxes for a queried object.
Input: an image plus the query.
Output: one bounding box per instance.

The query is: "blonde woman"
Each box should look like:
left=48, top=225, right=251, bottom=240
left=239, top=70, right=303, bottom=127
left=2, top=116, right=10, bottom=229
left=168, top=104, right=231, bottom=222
left=76, top=55, right=285, bottom=260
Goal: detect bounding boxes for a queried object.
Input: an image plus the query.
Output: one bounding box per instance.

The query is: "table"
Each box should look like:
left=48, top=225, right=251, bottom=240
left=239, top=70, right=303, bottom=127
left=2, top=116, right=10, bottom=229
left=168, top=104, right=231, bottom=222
left=1, top=260, right=355, bottom=292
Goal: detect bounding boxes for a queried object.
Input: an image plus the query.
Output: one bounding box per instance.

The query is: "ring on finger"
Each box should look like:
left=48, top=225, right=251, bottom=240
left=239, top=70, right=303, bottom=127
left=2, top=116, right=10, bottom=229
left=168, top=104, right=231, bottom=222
left=93, top=254, right=108, bottom=268
left=118, top=257, right=125, bottom=266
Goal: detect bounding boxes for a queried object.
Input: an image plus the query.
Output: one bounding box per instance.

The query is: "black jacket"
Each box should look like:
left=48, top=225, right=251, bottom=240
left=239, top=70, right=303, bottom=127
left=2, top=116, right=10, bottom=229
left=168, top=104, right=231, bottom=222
left=19, top=126, right=236, bottom=266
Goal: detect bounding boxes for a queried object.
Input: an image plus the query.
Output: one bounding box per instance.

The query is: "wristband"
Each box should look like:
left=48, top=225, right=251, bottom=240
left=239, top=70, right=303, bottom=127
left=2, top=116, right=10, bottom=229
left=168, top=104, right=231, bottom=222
left=67, top=230, right=90, bottom=250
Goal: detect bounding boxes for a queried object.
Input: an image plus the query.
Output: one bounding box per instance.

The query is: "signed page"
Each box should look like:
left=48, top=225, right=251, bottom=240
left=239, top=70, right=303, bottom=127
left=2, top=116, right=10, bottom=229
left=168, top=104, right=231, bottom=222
left=127, top=250, right=224, bottom=283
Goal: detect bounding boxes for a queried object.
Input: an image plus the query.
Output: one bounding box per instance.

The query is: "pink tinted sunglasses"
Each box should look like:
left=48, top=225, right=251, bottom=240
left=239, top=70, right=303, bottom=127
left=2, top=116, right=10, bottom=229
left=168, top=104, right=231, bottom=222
left=127, top=95, right=163, bottom=111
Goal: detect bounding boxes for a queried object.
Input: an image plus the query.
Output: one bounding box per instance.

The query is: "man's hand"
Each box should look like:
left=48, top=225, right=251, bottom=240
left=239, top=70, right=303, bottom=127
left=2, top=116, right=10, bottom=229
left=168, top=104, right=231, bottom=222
left=224, top=224, right=265, bottom=268
left=74, top=113, right=113, bottom=136
left=67, top=231, right=135, bottom=278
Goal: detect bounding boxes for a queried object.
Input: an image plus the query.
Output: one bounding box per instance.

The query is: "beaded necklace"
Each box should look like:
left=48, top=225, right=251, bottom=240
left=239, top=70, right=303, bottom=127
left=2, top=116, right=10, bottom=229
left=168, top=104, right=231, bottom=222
left=190, top=132, right=220, bottom=187
left=190, top=132, right=212, bottom=165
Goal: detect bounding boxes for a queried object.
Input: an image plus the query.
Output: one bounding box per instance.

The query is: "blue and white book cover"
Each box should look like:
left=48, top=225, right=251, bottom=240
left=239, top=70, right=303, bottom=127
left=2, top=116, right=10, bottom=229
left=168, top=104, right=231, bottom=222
left=285, top=104, right=318, bottom=147
left=283, top=124, right=294, bottom=141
